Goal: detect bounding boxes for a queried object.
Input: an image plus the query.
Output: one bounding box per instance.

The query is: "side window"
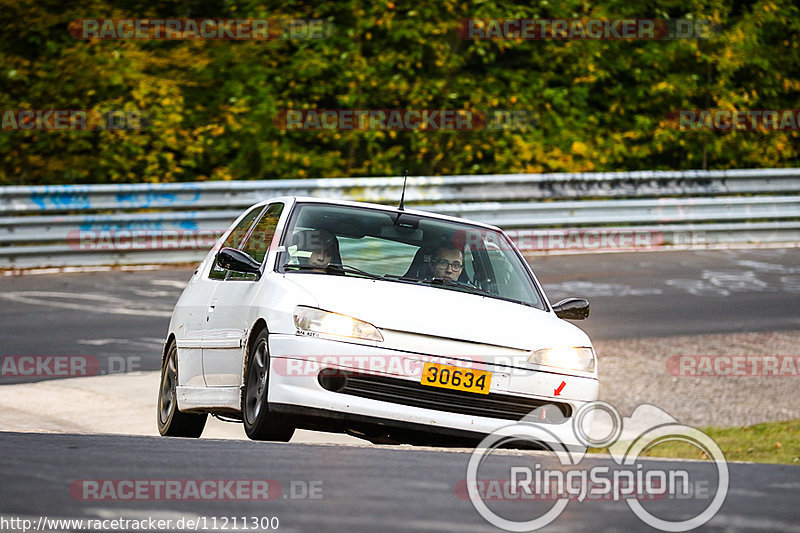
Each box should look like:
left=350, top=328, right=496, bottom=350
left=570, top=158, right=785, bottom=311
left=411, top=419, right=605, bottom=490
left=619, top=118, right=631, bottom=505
left=486, top=250, right=520, bottom=298
left=208, top=205, right=264, bottom=280
left=227, top=203, right=285, bottom=281
left=241, top=203, right=284, bottom=263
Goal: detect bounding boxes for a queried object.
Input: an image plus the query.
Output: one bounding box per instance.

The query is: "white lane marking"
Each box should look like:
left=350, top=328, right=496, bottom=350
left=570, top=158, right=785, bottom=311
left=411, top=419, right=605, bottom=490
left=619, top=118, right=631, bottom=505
left=0, top=291, right=172, bottom=317
left=780, top=276, right=800, bottom=292
left=665, top=279, right=730, bottom=296
left=91, top=509, right=204, bottom=521
left=120, top=264, right=166, bottom=271
left=132, top=289, right=176, bottom=297
left=151, top=279, right=188, bottom=289
left=61, top=266, right=113, bottom=273
left=544, top=281, right=662, bottom=297
left=736, top=259, right=800, bottom=274
left=708, top=513, right=800, bottom=532
left=77, top=338, right=163, bottom=347
left=702, top=269, right=769, bottom=291
left=4, top=267, right=63, bottom=276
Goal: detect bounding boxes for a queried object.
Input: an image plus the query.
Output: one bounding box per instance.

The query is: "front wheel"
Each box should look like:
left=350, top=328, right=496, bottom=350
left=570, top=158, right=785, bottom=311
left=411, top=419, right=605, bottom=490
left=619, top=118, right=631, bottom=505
left=157, top=340, right=207, bottom=437
left=242, top=328, right=295, bottom=441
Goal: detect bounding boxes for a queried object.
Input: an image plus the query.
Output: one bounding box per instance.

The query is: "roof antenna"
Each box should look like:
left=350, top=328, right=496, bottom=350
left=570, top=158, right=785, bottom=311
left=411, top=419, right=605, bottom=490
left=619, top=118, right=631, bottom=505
left=398, top=168, right=408, bottom=211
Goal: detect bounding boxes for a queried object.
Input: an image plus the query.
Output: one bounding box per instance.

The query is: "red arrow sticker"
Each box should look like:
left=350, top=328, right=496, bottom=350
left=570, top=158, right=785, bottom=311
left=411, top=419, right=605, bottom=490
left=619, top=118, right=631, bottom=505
left=554, top=381, right=566, bottom=396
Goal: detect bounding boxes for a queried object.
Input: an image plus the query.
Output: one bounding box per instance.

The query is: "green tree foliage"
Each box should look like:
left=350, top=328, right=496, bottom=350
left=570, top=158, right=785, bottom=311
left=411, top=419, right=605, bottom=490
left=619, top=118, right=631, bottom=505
left=0, top=0, right=798, bottom=185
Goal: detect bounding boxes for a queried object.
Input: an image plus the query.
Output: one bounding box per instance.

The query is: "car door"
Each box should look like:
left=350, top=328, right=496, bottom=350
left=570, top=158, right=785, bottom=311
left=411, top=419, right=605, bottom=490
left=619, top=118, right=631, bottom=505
left=202, top=202, right=285, bottom=386
left=175, top=204, right=264, bottom=386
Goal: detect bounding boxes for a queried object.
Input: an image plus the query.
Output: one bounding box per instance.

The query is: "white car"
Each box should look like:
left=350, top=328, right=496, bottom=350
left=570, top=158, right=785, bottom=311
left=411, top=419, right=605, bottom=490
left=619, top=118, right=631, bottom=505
left=157, top=196, right=598, bottom=447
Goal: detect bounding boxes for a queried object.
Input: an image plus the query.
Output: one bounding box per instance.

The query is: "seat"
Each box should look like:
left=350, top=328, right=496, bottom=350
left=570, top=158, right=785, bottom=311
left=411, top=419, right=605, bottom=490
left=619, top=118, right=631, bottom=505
left=403, top=247, right=433, bottom=279
left=289, top=229, right=342, bottom=265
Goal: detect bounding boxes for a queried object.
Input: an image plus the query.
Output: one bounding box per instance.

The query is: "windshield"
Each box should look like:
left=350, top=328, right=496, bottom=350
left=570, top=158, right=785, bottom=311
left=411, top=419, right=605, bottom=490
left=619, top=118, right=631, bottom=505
left=278, top=203, right=546, bottom=309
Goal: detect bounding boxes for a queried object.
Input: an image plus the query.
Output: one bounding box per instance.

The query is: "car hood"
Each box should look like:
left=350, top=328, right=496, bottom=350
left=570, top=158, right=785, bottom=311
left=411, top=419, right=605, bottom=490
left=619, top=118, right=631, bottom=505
left=283, top=274, right=591, bottom=351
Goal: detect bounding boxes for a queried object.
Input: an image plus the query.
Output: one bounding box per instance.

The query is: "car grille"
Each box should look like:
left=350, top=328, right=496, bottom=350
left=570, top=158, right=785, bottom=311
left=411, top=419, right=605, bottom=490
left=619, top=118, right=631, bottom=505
left=317, top=369, right=572, bottom=423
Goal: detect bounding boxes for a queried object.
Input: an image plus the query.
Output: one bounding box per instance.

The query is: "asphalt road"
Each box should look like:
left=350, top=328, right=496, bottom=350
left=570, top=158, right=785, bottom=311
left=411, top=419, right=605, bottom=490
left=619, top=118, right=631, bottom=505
left=1, top=431, right=797, bottom=533
left=0, top=267, right=189, bottom=385
left=1, top=248, right=799, bottom=384
left=531, top=247, right=800, bottom=340
left=1, top=249, right=799, bottom=532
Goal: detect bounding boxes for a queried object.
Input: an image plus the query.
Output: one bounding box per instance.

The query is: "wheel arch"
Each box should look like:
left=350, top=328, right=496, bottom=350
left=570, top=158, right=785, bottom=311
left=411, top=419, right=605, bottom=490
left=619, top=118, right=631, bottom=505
left=246, top=318, right=269, bottom=358
left=239, top=318, right=271, bottom=398
left=162, top=333, right=177, bottom=365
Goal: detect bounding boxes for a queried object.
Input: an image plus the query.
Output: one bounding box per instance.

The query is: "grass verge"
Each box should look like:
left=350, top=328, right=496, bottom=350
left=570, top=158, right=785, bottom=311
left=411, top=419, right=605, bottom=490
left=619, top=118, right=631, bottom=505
left=590, top=419, right=800, bottom=464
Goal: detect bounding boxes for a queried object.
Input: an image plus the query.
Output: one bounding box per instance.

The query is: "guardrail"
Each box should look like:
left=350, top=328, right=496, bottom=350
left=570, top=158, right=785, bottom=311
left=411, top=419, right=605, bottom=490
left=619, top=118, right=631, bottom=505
left=1, top=168, right=799, bottom=268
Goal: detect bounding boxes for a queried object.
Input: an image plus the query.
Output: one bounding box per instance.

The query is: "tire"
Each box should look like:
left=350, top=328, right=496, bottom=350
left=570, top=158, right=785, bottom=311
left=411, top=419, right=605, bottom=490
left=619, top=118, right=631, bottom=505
left=157, top=340, right=207, bottom=437
left=242, top=328, right=295, bottom=441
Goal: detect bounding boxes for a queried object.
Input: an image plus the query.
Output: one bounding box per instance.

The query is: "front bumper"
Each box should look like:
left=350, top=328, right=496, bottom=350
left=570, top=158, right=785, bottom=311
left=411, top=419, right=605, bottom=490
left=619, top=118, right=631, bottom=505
left=268, top=334, right=599, bottom=448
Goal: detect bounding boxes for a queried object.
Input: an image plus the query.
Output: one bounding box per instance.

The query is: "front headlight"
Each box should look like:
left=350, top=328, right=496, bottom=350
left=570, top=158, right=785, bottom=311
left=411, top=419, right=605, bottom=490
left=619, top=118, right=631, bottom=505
left=528, top=347, right=596, bottom=372
left=293, top=306, right=384, bottom=342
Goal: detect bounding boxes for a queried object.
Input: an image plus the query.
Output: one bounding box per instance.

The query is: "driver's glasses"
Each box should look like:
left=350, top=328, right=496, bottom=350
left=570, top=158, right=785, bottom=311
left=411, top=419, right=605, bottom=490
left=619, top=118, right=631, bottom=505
left=432, top=259, right=463, bottom=270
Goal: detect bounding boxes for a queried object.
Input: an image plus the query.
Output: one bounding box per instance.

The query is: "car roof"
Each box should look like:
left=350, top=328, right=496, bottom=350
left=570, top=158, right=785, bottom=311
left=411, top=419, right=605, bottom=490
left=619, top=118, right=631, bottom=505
left=257, top=195, right=504, bottom=232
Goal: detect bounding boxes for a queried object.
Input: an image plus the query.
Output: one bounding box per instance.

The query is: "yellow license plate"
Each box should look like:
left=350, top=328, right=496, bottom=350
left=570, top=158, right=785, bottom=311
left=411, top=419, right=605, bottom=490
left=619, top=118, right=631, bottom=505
left=420, top=363, right=491, bottom=395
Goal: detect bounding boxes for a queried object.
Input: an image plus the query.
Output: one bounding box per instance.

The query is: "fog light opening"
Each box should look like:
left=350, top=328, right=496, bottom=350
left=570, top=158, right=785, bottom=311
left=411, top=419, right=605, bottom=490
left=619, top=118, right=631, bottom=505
left=318, top=369, right=347, bottom=392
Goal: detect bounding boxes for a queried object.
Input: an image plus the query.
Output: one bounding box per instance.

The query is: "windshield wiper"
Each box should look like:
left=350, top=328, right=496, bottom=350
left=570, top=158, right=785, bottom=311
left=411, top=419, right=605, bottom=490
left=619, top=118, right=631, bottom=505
left=382, top=274, right=423, bottom=282
left=282, top=263, right=381, bottom=280
left=422, top=277, right=493, bottom=295
left=423, top=278, right=533, bottom=305
left=283, top=263, right=323, bottom=272
left=326, top=263, right=382, bottom=279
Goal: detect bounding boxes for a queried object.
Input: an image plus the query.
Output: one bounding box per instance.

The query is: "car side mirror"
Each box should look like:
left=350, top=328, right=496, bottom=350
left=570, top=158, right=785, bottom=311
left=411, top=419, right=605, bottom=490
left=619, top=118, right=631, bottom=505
left=552, top=298, right=590, bottom=320
left=216, top=247, right=262, bottom=278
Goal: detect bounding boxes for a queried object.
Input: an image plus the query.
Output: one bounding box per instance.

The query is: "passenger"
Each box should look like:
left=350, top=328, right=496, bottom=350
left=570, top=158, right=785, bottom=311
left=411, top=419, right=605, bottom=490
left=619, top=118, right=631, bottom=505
left=428, top=246, right=465, bottom=282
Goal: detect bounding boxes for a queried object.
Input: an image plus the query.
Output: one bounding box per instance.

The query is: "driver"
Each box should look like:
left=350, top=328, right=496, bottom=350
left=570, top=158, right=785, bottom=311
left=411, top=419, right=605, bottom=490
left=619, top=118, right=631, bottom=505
left=307, top=230, right=335, bottom=269
left=428, top=246, right=464, bottom=281
left=290, top=229, right=337, bottom=270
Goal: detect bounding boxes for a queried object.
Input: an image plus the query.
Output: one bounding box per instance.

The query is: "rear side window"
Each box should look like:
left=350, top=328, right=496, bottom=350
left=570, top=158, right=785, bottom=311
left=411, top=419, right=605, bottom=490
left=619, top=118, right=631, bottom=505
left=208, top=205, right=264, bottom=280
